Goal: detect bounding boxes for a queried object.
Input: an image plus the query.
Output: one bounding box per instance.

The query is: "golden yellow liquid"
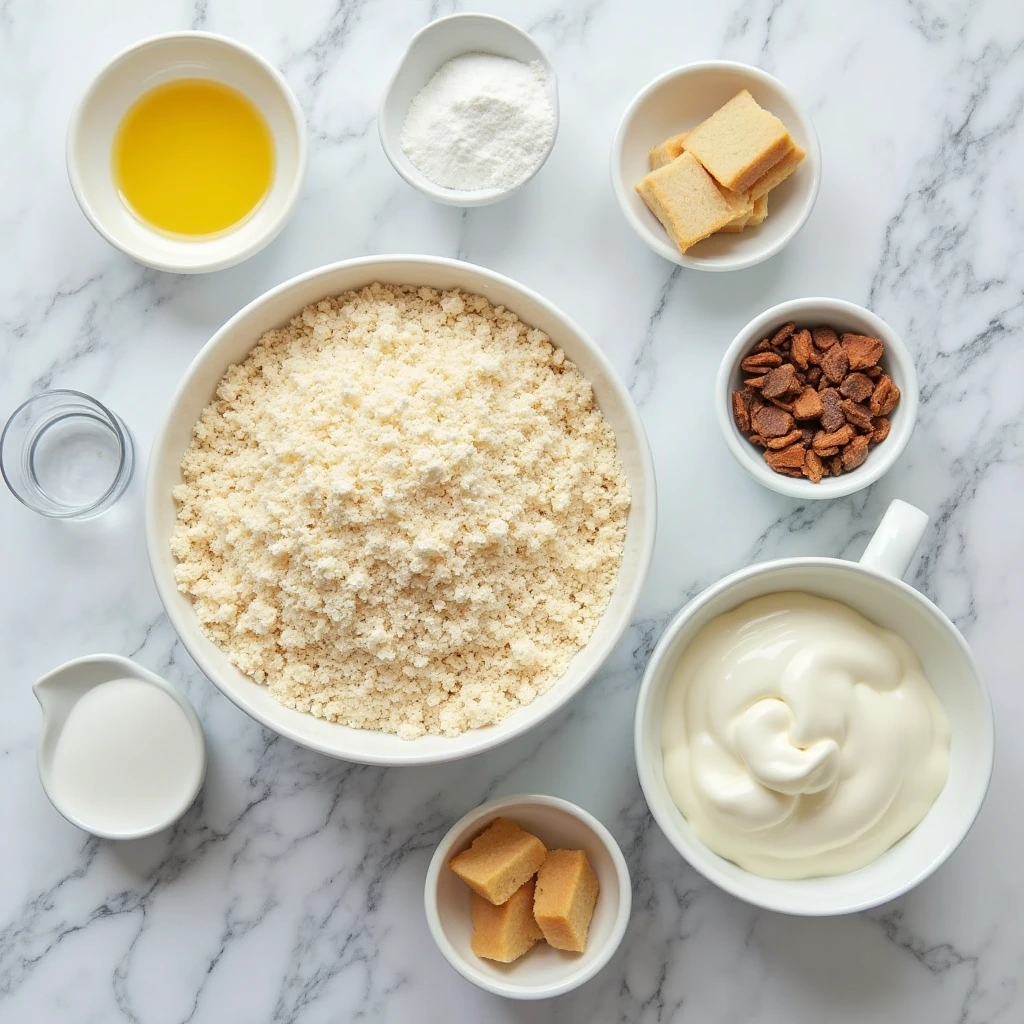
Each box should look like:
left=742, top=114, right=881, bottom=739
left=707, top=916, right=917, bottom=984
left=113, top=78, right=275, bottom=236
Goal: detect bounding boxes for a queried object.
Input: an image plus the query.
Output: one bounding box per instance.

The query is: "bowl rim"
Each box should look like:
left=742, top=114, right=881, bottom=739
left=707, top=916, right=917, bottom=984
left=423, top=793, right=632, bottom=998
left=145, top=254, right=657, bottom=765
left=610, top=60, right=822, bottom=271
left=633, top=556, right=996, bottom=916
left=65, top=29, right=308, bottom=274
left=715, top=297, right=919, bottom=499
left=377, top=12, right=559, bottom=207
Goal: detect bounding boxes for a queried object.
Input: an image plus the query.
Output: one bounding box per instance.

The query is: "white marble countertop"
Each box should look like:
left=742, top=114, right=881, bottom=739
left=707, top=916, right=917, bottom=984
left=2, top=0, right=1023, bottom=1020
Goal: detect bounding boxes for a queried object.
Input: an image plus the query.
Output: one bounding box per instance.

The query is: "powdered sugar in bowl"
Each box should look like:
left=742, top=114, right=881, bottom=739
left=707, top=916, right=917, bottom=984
left=379, top=14, right=558, bottom=207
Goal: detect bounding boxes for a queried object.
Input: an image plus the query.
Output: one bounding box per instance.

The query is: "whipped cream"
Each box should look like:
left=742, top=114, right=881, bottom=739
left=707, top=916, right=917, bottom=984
left=662, top=592, right=950, bottom=879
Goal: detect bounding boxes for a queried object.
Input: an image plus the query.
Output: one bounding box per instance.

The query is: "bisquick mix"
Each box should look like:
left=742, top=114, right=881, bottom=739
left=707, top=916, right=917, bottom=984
left=171, top=284, right=630, bottom=738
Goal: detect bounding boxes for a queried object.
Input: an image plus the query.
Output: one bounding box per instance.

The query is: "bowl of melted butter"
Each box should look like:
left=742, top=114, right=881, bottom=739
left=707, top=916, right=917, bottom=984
left=67, top=31, right=306, bottom=273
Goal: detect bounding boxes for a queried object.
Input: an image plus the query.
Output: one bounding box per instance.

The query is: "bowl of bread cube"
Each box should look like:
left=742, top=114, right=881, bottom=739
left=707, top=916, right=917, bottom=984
left=611, top=61, right=820, bottom=270
left=424, top=794, right=631, bottom=999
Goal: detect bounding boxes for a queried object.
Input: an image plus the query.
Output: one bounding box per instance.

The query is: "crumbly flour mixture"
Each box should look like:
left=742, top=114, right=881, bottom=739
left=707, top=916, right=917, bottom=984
left=171, top=284, right=630, bottom=738
left=399, top=53, right=555, bottom=191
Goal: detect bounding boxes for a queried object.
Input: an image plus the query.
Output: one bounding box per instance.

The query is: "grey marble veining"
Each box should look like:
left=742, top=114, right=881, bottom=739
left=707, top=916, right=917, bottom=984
left=1, top=0, right=1023, bottom=1021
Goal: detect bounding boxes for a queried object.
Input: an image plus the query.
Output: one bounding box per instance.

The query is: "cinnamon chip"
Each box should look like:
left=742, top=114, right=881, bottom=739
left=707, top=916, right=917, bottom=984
left=839, top=373, right=874, bottom=403
left=821, top=344, right=849, bottom=384
left=732, top=391, right=751, bottom=432
left=732, top=321, right=901, bottom=483
left=751, top=404, right=794, bottom=438
left=812, top=326, right=839, bottom=350
left=840, top=399, right=874, bottom=432
left=790, top=329, right=813, bottom=370
left=841, top=434, right=870, bottom=470
left=741, top=352, right=783, bottom=372
left=870, top=375, right=901, bottom=417
left=842, top=333, right=884, bottom=370
left=764, top=444, right=805, bottom=471
left=793, top=386, right=824, bottom=420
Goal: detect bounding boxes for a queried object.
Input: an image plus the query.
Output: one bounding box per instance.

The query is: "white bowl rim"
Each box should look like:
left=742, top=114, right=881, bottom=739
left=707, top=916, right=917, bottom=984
left=610, top=60, right=822, bottom=271
left=377, top=12, right=559, bottom=207
left=145, top=254, right=657, bottom=765
left=66, top=29, right=308, bottom=274
left=715, top=297, right=919, bottom=499
left=633, top=555, right=995, bottom=916
left=423, top=793, right=633, bottom=998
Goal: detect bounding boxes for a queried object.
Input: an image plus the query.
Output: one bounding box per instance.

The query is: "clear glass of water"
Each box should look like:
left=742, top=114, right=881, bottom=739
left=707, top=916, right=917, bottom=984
left=1, top=390, right=134, bottom=519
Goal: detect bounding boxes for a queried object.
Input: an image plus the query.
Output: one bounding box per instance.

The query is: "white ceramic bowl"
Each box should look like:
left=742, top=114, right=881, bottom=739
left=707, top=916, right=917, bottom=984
left=717, top=298, right=918, bottom=499
left=611, top=62, right=820, bottom=270
left=424, top=795, right=631, bottom=999
left=146, top=255, right=656, bottom=765
left=67, top=31, right=307, bottom=273
left=378, top=14, right=558, bottom=206
left=634, top=500, right=995, bottom=916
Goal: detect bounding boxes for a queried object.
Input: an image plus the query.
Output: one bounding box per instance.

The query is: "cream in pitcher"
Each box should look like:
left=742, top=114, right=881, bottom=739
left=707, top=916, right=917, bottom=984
left=662, top=591, right=950, bottom=879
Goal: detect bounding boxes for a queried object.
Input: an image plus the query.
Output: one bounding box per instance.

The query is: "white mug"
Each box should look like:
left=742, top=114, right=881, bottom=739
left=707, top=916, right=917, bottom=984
left=634, top=499, right=994, bottom=916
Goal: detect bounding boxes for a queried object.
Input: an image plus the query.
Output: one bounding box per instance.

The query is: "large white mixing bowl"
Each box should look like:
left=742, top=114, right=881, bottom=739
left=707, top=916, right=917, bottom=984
left=146, top=256, right=656, bottom=765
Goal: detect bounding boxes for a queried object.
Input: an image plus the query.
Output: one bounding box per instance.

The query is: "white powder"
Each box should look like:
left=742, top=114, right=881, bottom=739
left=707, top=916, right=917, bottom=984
left=400, top=53, right=555, bottom=191
left=171, top=284, right=629, bottom=739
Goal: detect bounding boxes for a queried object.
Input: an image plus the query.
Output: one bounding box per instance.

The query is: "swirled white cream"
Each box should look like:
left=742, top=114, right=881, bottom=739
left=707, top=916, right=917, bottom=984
left=662, top=592, right=950, bottom=879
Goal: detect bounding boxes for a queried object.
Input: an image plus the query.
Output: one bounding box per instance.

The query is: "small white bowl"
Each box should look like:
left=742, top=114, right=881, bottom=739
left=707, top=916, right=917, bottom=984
left=717, top=298, right=918, bottom=499
left=379, top=14, right=558, bottom=207
left=634, top=501, right=994, bottom=916
left=424, top=794, right=631, bottom=999
left=67, top=31, right=307, bottom=274
left=611, top=61, right=820, bottom=270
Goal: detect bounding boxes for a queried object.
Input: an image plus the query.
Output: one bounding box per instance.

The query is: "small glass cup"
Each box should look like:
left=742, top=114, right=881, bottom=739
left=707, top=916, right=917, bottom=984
left=1, top=390, right=134, bottom=520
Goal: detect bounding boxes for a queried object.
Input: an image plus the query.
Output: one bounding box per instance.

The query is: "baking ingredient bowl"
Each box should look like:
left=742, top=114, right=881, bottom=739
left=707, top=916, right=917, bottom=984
left=424, top=794, right=631, bottom=999
left=378, top=13, right=558, bottom=206
left=67, top=31, right=306, bottom=273
left=611, top=61, right=820, bottom=270
left=717, top=298, right=918, bottom=498
left=634, top=500, right=994, bottom=916
left=146, top=255, right=656, bottom=765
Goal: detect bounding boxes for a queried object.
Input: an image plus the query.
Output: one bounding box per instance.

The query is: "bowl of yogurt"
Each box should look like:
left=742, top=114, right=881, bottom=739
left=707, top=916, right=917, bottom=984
left=634, top=499, right=994, bottom=915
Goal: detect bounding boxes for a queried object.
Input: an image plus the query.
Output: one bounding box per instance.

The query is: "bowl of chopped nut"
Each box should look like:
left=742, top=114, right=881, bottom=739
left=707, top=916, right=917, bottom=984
left=717, top=298, right=918, bottom=499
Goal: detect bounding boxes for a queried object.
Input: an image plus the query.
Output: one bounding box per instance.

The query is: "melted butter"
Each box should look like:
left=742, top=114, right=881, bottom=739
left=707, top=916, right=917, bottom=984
left=113, top=78, right=274, bottom=236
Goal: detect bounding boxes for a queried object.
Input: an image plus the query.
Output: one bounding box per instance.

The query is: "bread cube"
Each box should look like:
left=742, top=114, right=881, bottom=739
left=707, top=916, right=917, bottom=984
left=648, top=132, right=689, bottom=170
left=470, top=878, right=543, bottom=963
left=748, top=141, right=806, bottom=200
left=682, top=90, right=791, bottom=193
left=449, top=817, right=547, bottom=905
left=532, top=849, right=599, bottom=953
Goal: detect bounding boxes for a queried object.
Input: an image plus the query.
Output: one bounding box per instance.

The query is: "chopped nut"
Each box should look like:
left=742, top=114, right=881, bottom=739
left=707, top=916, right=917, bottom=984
left=813, top=424, right=854, bottom=451
left=790, top=329, right=813, bottom=370
left=803, top=450, right=824, bottom=483
left=840, top=399, right=874, bottom=432
left=871, top=417, right=891, bottom=444
left=870, top=375, right=901, bottom=417
left=815, top=445, right=840, bottom=457
left=866, top=365, right=883, bottom=379
left=842, top=333, right=884, bottom=370
left=732, top=391, right=751, bottom=433
left=749, top=434, right=768, bottom=447
left=764, top=444, right=806, bottom=471
left=800, top=427, right=815, bottom=446
left=839, top=373, right=875, bottom=403
left=741, top=352, right=783, bottom=372
left=744, top=374, right=768, bottom=389
left=766, top=429, right=805, bottom=449
left=753, top=337, right=772, bottom=353
left=752, top=404, right=794, bottom=438
left=793, top=386, right=824, bottom=420
left=821, top=345, right=849, bottom=384
left=805, top=366, right=822, bottom=386
left=776, top=467, right=805, bottom=478
left=761, top=363, right=800, bottom=399
left=769, top=322, right=797, bottom=348
left=819, top=388, right=846, bottom=432
left=841, top=434, right=870, bottom=470
left=829, top=454, right=844, bottom=476
left=812, top=326, right=839, bottom=350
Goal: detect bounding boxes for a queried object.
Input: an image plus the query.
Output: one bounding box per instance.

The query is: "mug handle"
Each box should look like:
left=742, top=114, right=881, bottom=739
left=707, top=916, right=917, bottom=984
left=858, top=499, right=929, bottom=580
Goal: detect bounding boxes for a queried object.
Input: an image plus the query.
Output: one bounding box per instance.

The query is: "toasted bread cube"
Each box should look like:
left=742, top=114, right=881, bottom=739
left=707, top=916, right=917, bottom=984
left=747, top=194, right=769, bottom=226
left=470, top=878, right=543, bottom=963
left=449, top=818, right=547, bottom=905
left=749, top=142, right=806, bottom=200
left=635, top=152, right=752, bottom=253
left=532, top=849, right=599, bottom=953
left=682, top=90, right=791, bottom=193
left=648, top=132, right=689, bottom=170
